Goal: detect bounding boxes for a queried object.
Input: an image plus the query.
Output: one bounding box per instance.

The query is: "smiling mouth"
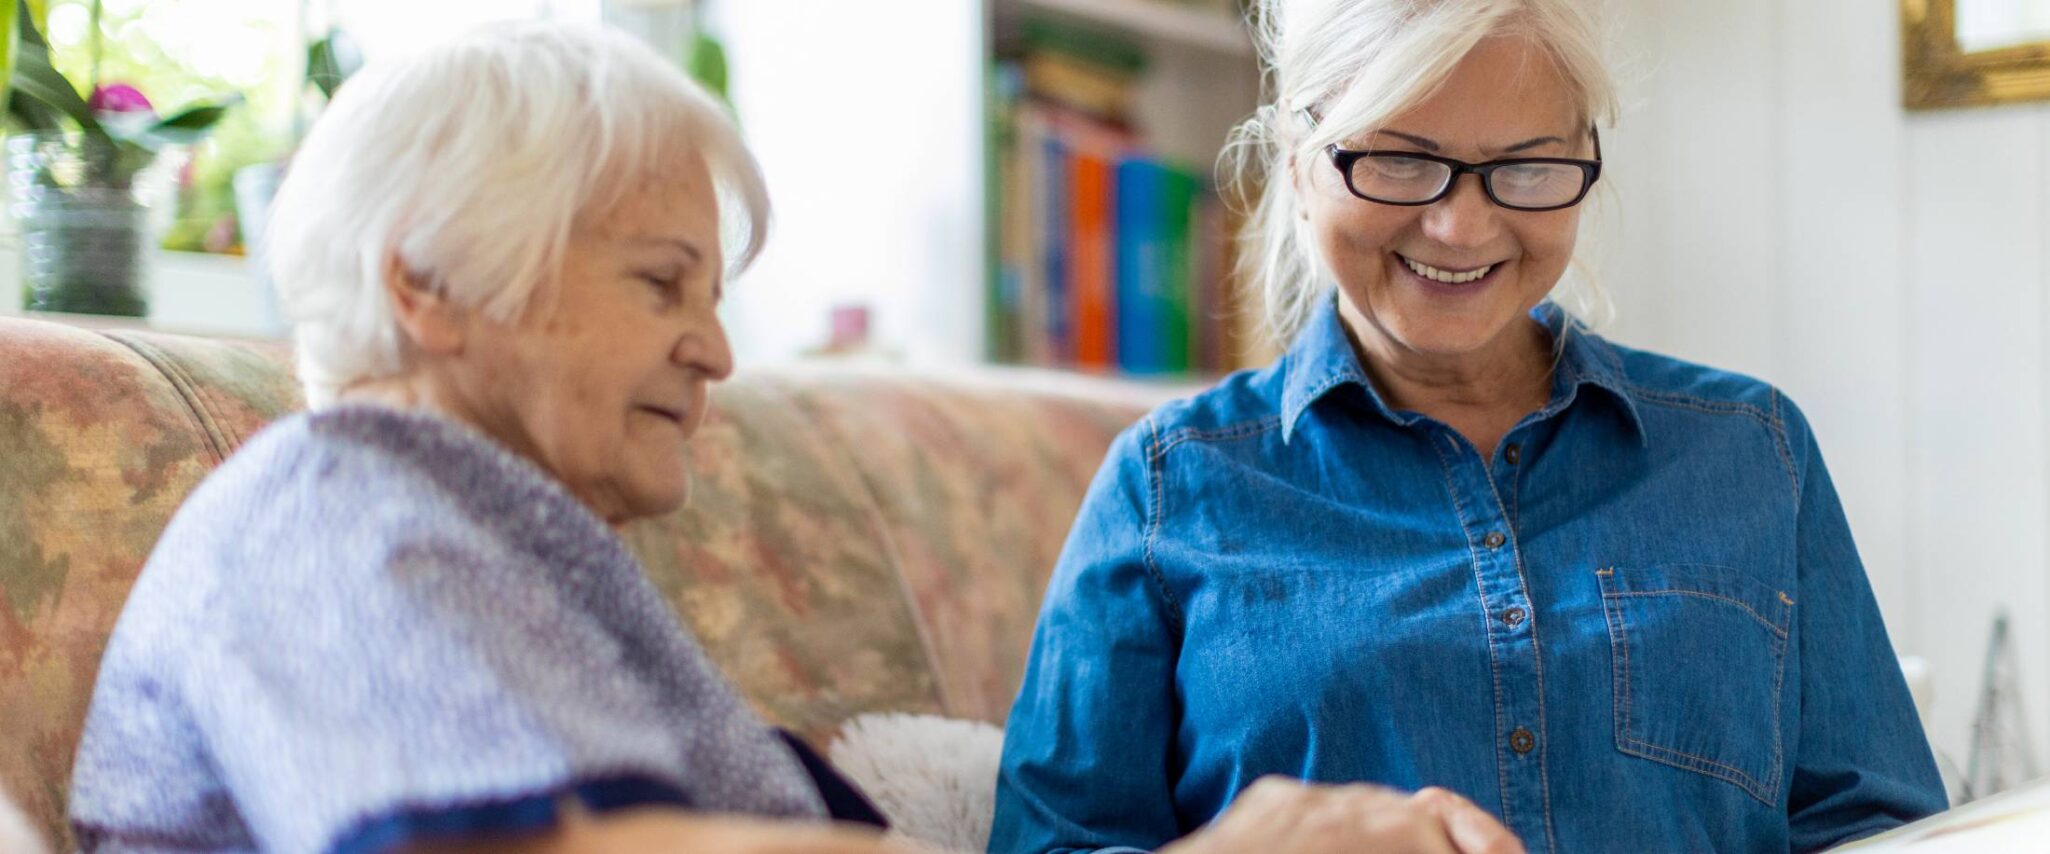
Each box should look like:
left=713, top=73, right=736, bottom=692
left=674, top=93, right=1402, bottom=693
left=1397, top=253, right=1501, bottom=286
left=637, top=404, right=688, bottom=426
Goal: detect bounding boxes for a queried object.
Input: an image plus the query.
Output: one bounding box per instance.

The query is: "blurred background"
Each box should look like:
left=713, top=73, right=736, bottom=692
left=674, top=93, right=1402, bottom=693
left=2, top=0, right=2048, bottom=802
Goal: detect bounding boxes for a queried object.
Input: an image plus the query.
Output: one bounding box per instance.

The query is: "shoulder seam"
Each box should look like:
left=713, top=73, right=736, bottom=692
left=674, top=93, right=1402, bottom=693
left=1623, top=384, right=1774, bottom=423
left=1626, top=383, right=1800, bottom=503
left=1149, top=416, right=1285, bottom=459
left=1138, top=416, right=1187, bottom=627
left=1767, top=389, right=1799, bottom=503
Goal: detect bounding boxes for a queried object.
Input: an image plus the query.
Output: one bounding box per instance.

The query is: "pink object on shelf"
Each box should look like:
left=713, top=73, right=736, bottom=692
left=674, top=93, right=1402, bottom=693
left=828, top=303, right=871, bottom=350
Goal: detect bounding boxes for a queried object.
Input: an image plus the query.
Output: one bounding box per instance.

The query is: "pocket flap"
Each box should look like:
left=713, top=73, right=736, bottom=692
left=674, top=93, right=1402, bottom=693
left=1597, top=563, right=1792, bottom=639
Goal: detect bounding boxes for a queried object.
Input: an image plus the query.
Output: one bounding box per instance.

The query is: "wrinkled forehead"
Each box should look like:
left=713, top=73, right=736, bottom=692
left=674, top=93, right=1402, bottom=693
left=1339, top=35, right=1587, bottom=150
left=579, top=149, right=721, bottom=242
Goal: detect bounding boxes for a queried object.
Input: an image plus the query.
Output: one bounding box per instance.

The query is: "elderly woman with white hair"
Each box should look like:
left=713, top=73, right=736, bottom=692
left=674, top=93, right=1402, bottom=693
left=64, top=21, right=1525, bottom=854
left=994, top=1, right=1947, bottom=852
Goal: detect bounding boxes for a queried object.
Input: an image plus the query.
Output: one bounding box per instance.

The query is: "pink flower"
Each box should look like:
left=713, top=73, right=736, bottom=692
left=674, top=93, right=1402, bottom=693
left=88, top=84, right=154, bottom=114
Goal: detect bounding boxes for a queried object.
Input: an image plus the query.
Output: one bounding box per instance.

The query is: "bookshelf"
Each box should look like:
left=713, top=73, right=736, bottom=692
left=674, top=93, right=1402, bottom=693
left=1010, top=0, right=1255, bottom=57
left=983, top=0, right=1270, bottom=377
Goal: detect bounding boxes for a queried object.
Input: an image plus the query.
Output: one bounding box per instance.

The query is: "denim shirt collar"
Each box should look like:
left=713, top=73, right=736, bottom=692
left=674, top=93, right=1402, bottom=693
left=1278, top=296, right=1646, bottom=444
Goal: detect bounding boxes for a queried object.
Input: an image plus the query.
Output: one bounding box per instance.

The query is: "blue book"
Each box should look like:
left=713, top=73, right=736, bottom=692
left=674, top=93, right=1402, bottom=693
left=1041, top=134, right=1070, bottom=363
left=1115, top=157, right=1167, bottom=374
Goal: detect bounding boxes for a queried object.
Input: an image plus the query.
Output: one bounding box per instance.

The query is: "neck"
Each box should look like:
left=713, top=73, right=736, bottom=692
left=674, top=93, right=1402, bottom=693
left=1339, top=299, right=1555, bottom=454
left=337, top=372, right=537, bottom=465
left=337, top=373, right=464, bottom=424
left=336, top=374, right=633, bottom=529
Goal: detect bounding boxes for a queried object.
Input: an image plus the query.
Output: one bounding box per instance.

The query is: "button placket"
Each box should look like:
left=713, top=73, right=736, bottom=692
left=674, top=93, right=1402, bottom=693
left=1438, top=424, right=1550, bottom=849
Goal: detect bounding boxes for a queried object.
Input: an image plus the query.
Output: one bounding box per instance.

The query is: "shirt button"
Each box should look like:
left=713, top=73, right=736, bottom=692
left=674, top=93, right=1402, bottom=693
left=1503, top=607, right=1526, bottom=626
left=1510, top=727, right=1536, bottom=754
left=1504, top=444, right=1522, bottom=465
left=1483, top=531, right=1506, bottom=549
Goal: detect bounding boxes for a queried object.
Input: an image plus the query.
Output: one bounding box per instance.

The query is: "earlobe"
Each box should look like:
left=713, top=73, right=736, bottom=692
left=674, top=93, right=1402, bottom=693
left=382, top=254, right=466, bottom=356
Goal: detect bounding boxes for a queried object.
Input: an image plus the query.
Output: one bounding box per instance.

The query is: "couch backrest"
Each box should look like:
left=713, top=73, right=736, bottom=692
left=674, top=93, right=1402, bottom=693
left=0, top=317, right=1158, bottom=848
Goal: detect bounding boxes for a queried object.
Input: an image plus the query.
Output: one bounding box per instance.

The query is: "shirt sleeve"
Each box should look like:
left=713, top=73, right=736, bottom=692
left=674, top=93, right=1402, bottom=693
left=1780, top=397, right=1949, bottom=851
left=991, top=422, right=1186, bottom=854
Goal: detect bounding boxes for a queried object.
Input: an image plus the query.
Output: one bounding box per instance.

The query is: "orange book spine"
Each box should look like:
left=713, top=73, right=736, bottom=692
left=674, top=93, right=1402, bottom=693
left=1070, top=151, right=1115, bottom=369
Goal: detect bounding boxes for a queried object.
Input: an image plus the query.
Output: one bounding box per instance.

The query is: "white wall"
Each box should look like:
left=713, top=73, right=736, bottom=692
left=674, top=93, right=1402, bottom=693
left=1602, top=0, right=2050, bottom=785
left=708, top=0, right=986, bottom=367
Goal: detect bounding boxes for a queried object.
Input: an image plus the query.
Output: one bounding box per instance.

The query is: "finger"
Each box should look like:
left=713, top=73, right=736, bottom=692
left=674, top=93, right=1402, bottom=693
left=1413, top=788, right=1525, bottom=854
left=1242, top=775, right=1304, bottom=802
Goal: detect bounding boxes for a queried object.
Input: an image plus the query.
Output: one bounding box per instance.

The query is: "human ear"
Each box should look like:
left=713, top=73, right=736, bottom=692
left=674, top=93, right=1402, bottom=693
left=381, top=253, right=466, bottom=357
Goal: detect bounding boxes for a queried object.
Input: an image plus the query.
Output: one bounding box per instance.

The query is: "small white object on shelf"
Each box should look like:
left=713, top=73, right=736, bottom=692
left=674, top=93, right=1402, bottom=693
left=1009, top=0, right=1253, bottom=56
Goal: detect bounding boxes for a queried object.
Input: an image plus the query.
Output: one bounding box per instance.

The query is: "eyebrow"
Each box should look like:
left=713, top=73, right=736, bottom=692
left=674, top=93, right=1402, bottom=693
left=625, top=236, right=706, bottom=265
left=1376, top=130, right=1570, bottom=155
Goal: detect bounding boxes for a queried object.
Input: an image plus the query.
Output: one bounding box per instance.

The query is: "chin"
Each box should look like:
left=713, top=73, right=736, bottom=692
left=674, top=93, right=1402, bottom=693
left=1354, top=298, right=1500, bottom=356
left=1390, top=318, right=1511, bottom=356
left=629, top=478, right=690, bottom=518
left=611, top=456, right=691, bottom=520
left=1385, top=287, right=1546, bottom=352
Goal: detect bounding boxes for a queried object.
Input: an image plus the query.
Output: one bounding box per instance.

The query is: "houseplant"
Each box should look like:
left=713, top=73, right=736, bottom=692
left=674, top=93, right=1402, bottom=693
left=6, top=0, right=235, bottom=316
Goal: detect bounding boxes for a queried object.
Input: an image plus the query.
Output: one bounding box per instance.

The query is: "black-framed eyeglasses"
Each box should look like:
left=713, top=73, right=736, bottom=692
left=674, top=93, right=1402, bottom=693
left=1305, top=112, right=1604, bottom=212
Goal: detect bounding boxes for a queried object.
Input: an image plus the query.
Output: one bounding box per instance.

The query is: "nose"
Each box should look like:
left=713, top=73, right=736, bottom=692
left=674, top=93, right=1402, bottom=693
left=1418, top=172, right=1502, bottom=250
left=675, top=309, right=735, bottom=382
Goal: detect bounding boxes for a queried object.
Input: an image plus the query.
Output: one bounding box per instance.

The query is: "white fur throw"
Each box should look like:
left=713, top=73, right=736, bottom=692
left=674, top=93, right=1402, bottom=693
left=0, top=784, right=48, bottom=854
left=828, top=713, right=1006, bottom=853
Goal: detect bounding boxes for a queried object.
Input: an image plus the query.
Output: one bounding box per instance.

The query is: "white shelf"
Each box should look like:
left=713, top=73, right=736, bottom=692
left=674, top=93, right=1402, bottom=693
left=1009, top=0, right=1254, bottom=57
left=0, top=248, right=284, bottom=339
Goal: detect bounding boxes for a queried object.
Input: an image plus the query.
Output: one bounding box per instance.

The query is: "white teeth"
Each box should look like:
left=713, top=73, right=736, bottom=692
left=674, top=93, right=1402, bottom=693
left=1401, top=256, right=1495, bottom=285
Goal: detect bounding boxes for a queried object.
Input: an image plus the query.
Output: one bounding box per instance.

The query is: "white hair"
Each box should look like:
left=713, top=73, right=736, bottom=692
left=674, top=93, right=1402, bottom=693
left=1223, top=0, right=1621, bottom=347
left=266, top=21, right=770, bottom=408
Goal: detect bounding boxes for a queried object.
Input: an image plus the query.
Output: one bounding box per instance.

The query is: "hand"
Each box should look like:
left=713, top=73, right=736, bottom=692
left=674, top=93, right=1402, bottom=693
left=1159, top=777, right=1524, bottom=854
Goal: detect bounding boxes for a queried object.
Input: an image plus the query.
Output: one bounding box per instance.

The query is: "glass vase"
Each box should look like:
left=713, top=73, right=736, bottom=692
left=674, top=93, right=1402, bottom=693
left=6, top=132, right=179, bottom=317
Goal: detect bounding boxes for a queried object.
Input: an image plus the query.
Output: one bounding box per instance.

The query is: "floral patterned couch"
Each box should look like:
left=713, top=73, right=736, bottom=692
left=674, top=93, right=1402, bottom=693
left=0, top=315, right=1168, bottom=849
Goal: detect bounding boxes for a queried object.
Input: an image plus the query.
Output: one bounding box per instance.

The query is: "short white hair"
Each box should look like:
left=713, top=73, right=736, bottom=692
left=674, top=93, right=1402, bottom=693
left=1223, top=0, right=1620, bottom=347
left=267, top=21, right=770, bottom=408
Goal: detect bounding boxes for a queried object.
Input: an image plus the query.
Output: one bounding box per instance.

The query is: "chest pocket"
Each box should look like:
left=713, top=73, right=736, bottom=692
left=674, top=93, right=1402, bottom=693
left=1597, top=563, right=1792, bottom=805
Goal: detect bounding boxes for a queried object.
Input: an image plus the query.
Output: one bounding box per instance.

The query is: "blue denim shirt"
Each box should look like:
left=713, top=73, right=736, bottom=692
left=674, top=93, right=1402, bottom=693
left=991, top=300, right=1945, bottom=854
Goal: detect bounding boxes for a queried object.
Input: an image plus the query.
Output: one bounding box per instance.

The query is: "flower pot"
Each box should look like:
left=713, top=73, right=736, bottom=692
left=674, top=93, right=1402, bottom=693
left=6, top=132, right=177, bottom=317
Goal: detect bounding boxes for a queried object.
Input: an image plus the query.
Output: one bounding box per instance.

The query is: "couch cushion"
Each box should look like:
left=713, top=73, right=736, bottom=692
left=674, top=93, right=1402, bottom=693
left=782, top=367, right=1164, bottom=723
left=0, top=319, right=299, bottom=851
left=624, top=375, right=948, bottom=741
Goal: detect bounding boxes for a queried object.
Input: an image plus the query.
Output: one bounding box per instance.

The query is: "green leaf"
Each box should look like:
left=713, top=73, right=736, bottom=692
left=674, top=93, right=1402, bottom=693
left=306, top=30, right=361, bottom=100
left=687, top=32, right=729, bottom=103
left=16, top=0, right=43, bottom=50
left=11, top=39, right=98, bottom=131
left=8, top=88, right=63, bottom=131
left=0, top=1, right=18, bottom=111
left=128, top=96, right=239, bottom=148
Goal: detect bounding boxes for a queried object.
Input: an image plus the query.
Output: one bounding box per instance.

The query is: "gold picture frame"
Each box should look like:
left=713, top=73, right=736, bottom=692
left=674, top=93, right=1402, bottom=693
left=1903, top=0, right=2050, bottom=109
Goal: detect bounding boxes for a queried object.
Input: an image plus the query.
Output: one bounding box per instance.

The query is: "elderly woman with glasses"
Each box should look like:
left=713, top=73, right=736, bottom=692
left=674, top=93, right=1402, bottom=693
left=63, top=21, right=1525, bottom=854
left=993, top=1, right=1947, bottom=852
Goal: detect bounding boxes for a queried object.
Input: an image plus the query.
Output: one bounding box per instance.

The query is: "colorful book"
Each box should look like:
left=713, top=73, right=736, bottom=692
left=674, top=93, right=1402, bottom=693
left=1070, top=149, right=1115, bottom=370
left=1039, top=126, right=1070, bottom=364
left=1114, top=158, right=1198, bottom=374
left=1157, top=165, right=1198, bottom=373
left=1114, top=157, right=1165, bottom=374
left=988, top=61, right=1025, bottom=363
